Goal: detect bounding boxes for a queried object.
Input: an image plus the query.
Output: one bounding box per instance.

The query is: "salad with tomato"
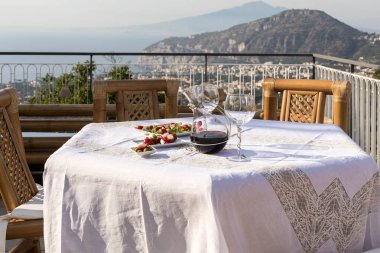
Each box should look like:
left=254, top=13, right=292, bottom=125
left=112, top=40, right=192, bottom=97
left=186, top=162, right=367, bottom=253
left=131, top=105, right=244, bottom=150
left=136, top=122, right=192, bottom=135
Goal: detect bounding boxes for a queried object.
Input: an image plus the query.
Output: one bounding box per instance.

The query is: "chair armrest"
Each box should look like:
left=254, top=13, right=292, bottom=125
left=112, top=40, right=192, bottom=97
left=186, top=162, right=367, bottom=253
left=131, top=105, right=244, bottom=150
left=6, top=219, right=43, bottom=240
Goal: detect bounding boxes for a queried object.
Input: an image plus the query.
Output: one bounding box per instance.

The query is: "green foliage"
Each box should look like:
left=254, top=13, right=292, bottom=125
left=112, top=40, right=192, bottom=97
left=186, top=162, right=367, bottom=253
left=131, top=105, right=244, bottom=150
left=373, top=69, right=380, bottom=80
left=158, top=93, right=165, bottom=103
left=29, top=61, right=95, bottom=104
left=108, top=65, right=133, bottom=80
left=28, top=63, right=133, bottom=104
left=106, top=65, right=133, bottom=103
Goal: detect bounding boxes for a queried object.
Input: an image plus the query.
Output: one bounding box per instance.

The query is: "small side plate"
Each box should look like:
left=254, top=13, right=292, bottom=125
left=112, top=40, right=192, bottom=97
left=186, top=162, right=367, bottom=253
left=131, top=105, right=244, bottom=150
left=131, top=146, right=157, bottom=158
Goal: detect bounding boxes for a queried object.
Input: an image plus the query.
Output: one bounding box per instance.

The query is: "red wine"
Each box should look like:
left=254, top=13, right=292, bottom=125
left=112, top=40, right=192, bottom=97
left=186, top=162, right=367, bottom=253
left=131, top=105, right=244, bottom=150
left=190, top=131, right=228, bottom=154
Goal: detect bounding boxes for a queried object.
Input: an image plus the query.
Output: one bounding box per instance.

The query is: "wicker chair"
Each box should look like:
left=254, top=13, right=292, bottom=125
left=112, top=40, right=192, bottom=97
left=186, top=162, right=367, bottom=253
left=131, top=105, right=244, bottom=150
left=262, top=78, right=351, bottom=133
left=0, top=88, right=43, bottom=253
left=93, top=79, right=179, bottom=122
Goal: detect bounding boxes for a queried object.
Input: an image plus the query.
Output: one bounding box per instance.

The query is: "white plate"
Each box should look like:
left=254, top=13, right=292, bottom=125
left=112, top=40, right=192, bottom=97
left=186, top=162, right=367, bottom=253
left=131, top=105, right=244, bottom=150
left=133, top=138, right=189, bottom=148
left=130, top=146, right=157, bottom=158
left=135, top=123, right=192, bottom=137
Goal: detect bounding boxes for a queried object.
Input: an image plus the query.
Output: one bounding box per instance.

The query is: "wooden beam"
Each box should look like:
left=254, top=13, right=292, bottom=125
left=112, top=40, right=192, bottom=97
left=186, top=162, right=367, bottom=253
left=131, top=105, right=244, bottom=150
left=20, top=118, right=92, bottom=132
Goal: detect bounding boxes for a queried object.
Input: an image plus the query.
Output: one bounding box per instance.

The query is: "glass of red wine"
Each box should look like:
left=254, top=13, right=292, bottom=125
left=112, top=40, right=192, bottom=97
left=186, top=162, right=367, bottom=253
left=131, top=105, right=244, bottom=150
left=224, top=93, right=256, bottom=161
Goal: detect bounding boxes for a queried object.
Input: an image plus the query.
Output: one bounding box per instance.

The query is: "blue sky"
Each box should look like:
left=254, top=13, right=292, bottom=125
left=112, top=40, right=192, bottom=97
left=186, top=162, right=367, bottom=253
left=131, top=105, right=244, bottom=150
left=0, top=0, right=379, bottom=31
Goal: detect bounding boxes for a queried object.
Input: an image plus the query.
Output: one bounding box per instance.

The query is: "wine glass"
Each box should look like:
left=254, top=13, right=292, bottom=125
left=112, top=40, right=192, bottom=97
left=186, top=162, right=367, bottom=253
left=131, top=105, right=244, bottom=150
left=224, top=93, right=256, bottom=161
left=202, top=83, right=219, bottom=113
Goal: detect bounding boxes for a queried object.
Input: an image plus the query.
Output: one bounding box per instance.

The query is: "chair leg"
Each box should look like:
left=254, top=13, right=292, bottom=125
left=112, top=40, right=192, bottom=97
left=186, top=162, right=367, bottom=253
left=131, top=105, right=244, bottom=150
left=26, top=238, right=41, bottom=253
left=7, top=238, right=41, bottom=253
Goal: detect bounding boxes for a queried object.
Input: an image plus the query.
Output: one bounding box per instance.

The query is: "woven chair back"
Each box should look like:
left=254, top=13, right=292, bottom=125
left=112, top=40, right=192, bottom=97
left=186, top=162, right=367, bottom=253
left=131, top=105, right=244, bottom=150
left=116, top=90, right=159, bottom=121
left=262, top=78, right=351, bottom=133
left=93, top=79, right=179, bottom=123
left=280, top=90, right=326, bottom=123
left=0, top=88, right=37, bottom=212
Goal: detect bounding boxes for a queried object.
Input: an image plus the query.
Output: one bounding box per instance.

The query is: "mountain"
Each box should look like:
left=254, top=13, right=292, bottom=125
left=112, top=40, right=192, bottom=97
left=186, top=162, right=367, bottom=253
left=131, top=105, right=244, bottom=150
left=142, top=9, right=380, bottom=64
left=125, top=1, right=286, bottom=37
left=0, top=1, right=286, bottom=54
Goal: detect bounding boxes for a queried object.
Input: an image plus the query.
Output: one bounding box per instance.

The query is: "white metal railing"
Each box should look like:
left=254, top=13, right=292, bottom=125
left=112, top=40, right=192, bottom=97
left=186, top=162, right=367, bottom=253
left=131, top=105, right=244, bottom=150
left=1, top=61, right=380, bottom=165
left=0, top=62, right=313, bottom=105
left=316, top=65, right=380, bottom=165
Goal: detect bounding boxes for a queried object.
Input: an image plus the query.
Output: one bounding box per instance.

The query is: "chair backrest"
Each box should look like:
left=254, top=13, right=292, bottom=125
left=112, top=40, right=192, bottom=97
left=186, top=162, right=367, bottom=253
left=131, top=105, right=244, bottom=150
left=0, top=88, right=38, bottom=212
left=93, top=79, right=179, bottom=122
left=280, top=90, right=326, bottom=123
left=262, top=78, right=351, bottom=133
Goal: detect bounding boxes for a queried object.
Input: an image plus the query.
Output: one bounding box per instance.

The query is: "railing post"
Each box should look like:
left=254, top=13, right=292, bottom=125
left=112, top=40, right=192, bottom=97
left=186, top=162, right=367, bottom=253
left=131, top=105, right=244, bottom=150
left=89, top=54, right=94, bottom=104
left=312, top=56, right=316, bottom=79
left=204, top=54, right=208, bottom=82
left=89, top=54, right=94, bottom=84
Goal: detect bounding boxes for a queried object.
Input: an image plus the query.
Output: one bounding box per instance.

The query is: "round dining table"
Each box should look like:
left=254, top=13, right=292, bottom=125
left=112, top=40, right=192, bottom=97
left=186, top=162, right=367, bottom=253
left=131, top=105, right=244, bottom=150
left=43, top=118, right=380, bottom=253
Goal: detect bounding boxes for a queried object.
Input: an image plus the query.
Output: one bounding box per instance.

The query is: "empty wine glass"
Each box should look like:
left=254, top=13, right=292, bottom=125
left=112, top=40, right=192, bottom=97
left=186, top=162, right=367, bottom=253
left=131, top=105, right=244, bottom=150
left=202, top=83, right=219, bottom=113
left=224, top=93, right=256, bottom=161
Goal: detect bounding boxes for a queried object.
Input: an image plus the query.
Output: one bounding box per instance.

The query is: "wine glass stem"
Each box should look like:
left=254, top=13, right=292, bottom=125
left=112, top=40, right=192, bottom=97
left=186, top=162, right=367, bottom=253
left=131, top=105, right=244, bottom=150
left=237, top=124, right=242, bottom=158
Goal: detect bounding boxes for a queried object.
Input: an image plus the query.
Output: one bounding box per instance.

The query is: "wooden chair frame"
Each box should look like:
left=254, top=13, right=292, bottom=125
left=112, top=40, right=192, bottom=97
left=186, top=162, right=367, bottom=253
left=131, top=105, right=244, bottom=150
left=262, top=78, right=351, bottom=133
left=93, top=79, right=179, bottom=122
left=0, top=88, right=42, bottom=253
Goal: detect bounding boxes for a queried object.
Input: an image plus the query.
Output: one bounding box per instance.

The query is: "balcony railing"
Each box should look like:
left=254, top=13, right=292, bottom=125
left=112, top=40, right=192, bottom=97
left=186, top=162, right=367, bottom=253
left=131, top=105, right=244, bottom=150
left=316, top=65, right=380, bottom=163
left=1, top=52, right=380, bottom=167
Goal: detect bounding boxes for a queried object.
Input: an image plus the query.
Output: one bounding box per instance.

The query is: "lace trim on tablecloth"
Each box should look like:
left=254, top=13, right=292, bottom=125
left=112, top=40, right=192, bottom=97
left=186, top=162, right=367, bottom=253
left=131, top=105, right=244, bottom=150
left=261, top=169, right=380, bottom=253
left=370, top=172, right=380, bottom=213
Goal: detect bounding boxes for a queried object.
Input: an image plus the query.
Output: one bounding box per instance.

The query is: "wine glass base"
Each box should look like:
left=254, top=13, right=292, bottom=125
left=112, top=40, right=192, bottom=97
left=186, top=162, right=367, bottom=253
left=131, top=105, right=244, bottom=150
left=227, top=155, right=251, bottom=162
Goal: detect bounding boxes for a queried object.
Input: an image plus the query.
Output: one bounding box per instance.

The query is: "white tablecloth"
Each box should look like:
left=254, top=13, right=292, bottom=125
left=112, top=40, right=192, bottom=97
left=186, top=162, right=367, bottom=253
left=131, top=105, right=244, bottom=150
left=43, top=119, right=380, bottom=253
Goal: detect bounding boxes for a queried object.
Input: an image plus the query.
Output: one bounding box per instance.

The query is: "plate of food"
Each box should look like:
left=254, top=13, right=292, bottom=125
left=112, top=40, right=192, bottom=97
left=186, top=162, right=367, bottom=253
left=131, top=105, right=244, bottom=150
left=134, top=133, right=188, bottom=148
left=131, top=143, right=157, bottom=158
left=135, top=122, right=192, bottom=136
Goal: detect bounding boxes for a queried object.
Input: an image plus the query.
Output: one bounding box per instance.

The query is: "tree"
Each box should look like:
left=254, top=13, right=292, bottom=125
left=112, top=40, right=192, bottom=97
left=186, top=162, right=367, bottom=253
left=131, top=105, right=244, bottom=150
left=373, top=69, right=380, bottom=80
left=108, top=65, right=133, bottom=80
left=104, top=55, right=123, bottom=64
left=104, top=65, right=134, bottom=103
left=29, top=61, right=95, bottom=104
left=28, top=62, right=133, bottom=104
